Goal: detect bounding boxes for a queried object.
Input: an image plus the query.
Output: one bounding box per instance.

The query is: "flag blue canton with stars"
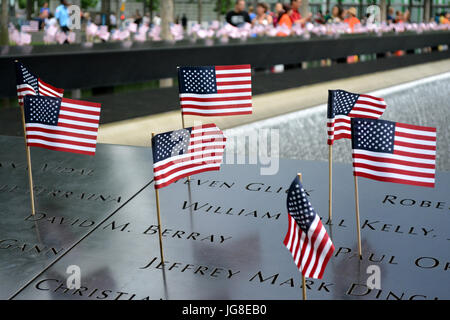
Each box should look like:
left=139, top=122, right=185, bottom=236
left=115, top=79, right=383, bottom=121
left=24, top=95, right=61, bottom=126
left=16, top=62, right=39, bottom=93
left=286, top=176, right=317, bottom=233
left=178, top=66, right=218, bottom=94
left=152, top=128, right=193, bottom=163
left=327, top=89, right=360, bottom=118
left=351, top=118, right=396, bottom=154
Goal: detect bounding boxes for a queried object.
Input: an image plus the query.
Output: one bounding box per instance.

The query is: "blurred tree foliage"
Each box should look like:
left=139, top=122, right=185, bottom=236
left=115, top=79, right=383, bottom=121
left=135, top=0, right=160, bottom=12
left=1, top=0, right=9, bottom=45
left=148, top=0, right=159, bottom=12
left=81, top=0, right=99, bottom=9
left=18, top=0, right=26, bottom=9
left=214, top=0, right=233, bottom=16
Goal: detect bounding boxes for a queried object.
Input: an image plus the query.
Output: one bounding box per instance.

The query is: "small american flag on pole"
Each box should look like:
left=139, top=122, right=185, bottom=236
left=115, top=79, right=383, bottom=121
left=15, top=61, right=64, bottom=105
left=21, top=20, right=39, bottom=33
left=351, top=118, right=436, bottom=188
left=23, top=95, right=101, bottom=156
left=178, top=65, right=252, bottom=116
left=152, top=124, right=226, bottom=189
left=327, top=90, right=386, bottom=145
left=283, top=176, right=335, bottom=279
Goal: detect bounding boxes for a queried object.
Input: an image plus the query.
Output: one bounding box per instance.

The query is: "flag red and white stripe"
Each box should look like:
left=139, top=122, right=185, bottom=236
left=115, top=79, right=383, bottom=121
left=328, top=94, right=386, bottom=145
left=38, top=79, right=64, bottom=98
left=17, top=78, right=64, bottom=104
left=179, top=65, right=252, bottom=116
left=25, top=97, right=101, bottom=156
left=283, top=214, right=334, bottom=279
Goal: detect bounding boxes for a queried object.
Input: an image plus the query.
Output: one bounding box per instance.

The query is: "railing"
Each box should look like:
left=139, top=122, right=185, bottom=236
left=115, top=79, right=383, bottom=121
left=0, top=31, right=449, bottom=98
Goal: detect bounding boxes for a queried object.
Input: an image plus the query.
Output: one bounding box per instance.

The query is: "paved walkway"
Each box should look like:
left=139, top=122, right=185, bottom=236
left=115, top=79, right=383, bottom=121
left=97, top=59, right=450, bottom=147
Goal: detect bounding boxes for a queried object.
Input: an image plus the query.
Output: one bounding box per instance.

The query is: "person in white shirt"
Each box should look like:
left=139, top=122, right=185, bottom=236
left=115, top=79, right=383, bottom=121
left=110, top=13, right=117, bottom=27
left=252, top=2, right=273, bottom=27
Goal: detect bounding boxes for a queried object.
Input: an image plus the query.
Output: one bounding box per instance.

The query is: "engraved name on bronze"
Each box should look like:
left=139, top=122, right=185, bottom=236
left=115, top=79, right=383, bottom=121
left=34, top=278, right=153, bottom=300
left=25, top=213, right=96, bottom=228
left=334, top=247, right=399, bottom=265
left=102, top=221, right=233, bottom=245
left=382, top=195, right=450, bottom=211
left=0, top=161, right=95, bottom=176
left=0, top=239, right=64, bottom=256
left=181, top=201, right=282, bottom=221
left=170, top=178, right=309, bottom=195
left=346, top=283, right=440, bottom=300
left=335, top=247, right=449, bottom=272
left=248, top=270, right=333, bottom=293
left=140, top=257, right=241, bottom=280
left=0, top=184, right=122, bottom=203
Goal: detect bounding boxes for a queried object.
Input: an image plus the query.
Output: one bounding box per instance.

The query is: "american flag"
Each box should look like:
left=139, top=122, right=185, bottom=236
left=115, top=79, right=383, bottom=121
left=178, top=65, right=252, bottom=116
left=351, top=118, right=436, bottom=188
left=21, top=20, right=39, bottom=32
left=15, top=61, right=64, bottom=105
left=23, top=95, right=101, bottom=156
left=152, top=124, right=226, bottom=189
left=283, top=176, right=335, bottom=279
left=327, top=90, right=386, bottom=145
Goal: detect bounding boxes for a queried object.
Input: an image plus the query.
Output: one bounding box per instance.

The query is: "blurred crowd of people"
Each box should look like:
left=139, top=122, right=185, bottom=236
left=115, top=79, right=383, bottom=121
left=226, top=0, right=312, bottom=31
left=7, top=0, right=450, bottom=46
left=227, top=0, right=449, bottom=34
left=8, top=0, right=77, bottom=44
left=28, top=0, right=71, bottom=31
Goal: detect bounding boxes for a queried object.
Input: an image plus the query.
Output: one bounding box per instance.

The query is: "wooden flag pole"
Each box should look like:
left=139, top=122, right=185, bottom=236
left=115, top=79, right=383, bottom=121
left=181, top=112, right=186, bottom=129
left=152, top=133, right=165, bottom=263
left=178, top=67, right=186, bottom=130
left=20, top=104, right=36, bottom=216
left=180, top=113, right=191, bottom=181
left=297, top=172, right=307, bottom=301
left=154, top=187, right=165, bottom=263
left=328, top=144, right=332, bottom=223
left=301, top=275, right=307, bottom=301
left=353, top=175, right=362, bottom=259
left=16, top=59, right=35, bottom=216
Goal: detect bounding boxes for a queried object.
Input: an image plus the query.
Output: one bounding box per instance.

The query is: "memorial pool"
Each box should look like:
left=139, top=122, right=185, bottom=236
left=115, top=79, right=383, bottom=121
left=226, top=72, right=450, bottom=171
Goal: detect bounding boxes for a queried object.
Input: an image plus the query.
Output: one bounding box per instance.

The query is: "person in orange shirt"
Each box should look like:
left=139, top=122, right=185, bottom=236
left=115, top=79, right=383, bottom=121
left=344, top=7, right=360, bottom=63
left=276, top=4, right=293, bottom=37
left=344, top=7, right=360, bottom=32
left=395, top=10, right=404, bottom=23
left=440, top=12, right=449, bottom=24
